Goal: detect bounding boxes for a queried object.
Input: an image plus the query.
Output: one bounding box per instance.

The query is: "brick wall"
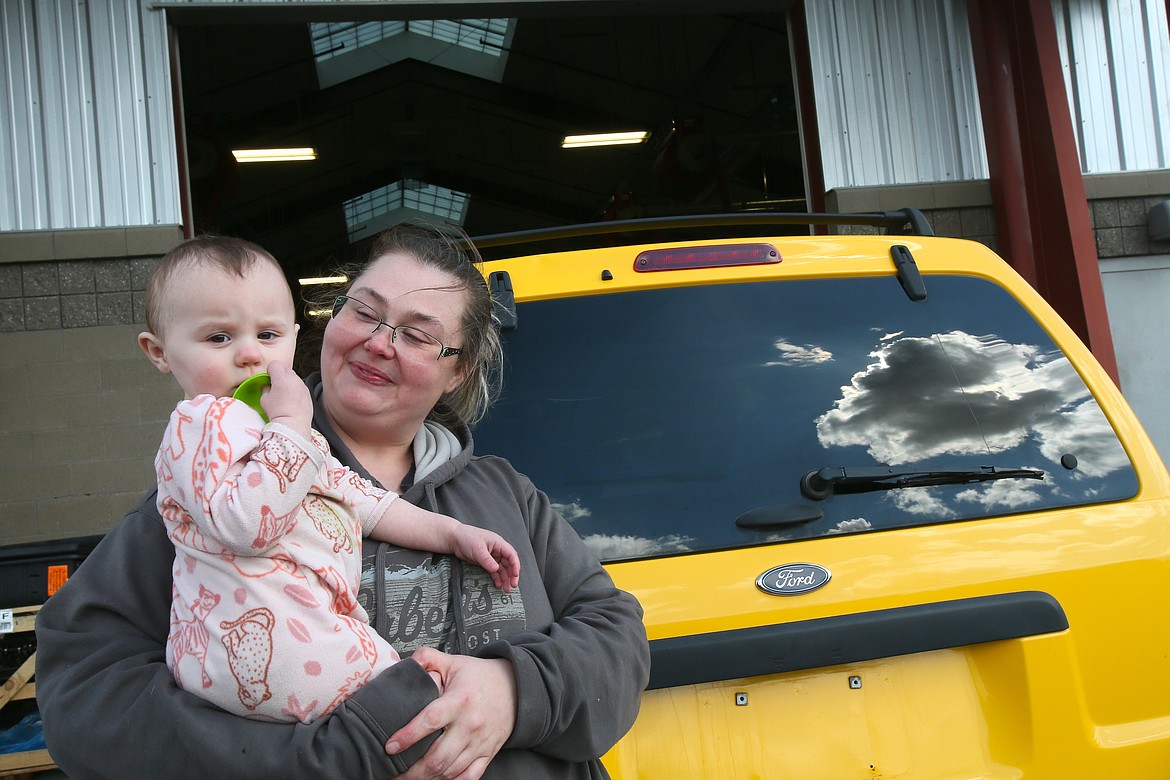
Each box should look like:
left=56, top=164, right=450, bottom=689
left=0, top=227, right=183, bottom=545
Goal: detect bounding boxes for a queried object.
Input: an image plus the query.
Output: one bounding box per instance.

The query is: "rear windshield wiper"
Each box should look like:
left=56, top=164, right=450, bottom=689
left=800, top=465, right=1045, bottom=500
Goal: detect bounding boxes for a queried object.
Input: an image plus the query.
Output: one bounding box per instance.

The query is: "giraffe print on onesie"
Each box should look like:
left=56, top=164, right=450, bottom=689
left=158, top=394, right=402, bottom=723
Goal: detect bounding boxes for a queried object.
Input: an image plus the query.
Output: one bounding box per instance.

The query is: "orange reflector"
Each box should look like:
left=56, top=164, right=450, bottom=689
left=634, top=243, right=780, bottom=272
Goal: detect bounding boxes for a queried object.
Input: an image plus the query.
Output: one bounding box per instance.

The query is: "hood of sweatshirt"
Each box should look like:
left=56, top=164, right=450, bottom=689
left=304, top=371, right=473, bottom=500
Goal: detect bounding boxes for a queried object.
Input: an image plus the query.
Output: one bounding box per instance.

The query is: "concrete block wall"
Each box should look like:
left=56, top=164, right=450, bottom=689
left=0, top=227, right=183, bottom=546
left=1088, top=195, right=1170, bottom=253
left=823, top=179, right=998, bottom=246
left=824, top=172, right=1170, bottom=255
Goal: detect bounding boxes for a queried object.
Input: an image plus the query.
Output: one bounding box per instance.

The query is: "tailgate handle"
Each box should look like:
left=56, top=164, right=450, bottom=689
left=646, top=590, right=1067, bottom=690
left=735, top=504, right=823, bottom=529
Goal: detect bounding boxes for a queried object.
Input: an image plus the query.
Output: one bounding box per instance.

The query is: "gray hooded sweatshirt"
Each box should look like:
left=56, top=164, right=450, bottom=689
left=35, top=373, right=650, bottom=778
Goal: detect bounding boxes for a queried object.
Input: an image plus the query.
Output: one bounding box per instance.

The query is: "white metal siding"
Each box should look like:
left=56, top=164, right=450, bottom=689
left=806, top=0, right=988, bottom=191
left=1055, top=0, right=1170, bottom=173
left=0, top=0, right=179, bottom=231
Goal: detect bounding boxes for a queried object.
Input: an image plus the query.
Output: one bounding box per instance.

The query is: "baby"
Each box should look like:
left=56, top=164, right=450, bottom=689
left=137, top=236, right=518, bottom=723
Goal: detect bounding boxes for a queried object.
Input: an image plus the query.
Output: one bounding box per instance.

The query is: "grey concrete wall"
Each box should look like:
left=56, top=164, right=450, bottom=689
left=0, top=227, right=183, bottom=545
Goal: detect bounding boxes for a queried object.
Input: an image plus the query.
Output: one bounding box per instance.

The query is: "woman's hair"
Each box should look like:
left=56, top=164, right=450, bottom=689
left=343, top=221, right=503, bottom=428
left=145, top=236, right=286, bottom=336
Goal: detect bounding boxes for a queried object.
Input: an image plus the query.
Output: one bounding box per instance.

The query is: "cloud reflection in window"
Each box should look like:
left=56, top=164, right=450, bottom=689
left=957, top=479, right=1044, bottom=509
left=827, top=517, right=873, bottom=534
left=557, top=497, right=695, bottom=560
left=1033, top=395, right=1132, bottom=479
left=887, top=488, right=957, bottom=518
left=765, top=338, right=834, bottom=367
left=814, top=330, right=1124, bottom=480
left=552, top=500, right=592, bottom=522
left=581, top=533, right=694, bottom=561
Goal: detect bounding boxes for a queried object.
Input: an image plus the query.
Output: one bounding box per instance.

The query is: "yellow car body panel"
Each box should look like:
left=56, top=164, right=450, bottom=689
left=478, top=226, right=1170, bottom=778
left=602, top=501, right=1170, bottom=777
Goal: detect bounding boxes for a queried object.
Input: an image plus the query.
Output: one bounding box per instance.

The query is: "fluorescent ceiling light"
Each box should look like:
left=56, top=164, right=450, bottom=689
left=298, top=275, right=348, bottom=286
left=561, top=131, right=649, bottom=149
left=232, top=147, right=318, bottom=163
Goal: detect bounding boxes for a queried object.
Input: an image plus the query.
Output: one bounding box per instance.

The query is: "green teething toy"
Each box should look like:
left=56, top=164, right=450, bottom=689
left=232, top=373, right=271, bottom=422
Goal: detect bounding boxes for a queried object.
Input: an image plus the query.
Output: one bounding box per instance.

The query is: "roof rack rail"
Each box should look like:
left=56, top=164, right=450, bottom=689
left=470, top=208, right=933, bottom=254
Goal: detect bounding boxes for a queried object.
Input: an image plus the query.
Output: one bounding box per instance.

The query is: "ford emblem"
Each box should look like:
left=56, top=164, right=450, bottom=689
left=756, top=563, right=832, bottom=596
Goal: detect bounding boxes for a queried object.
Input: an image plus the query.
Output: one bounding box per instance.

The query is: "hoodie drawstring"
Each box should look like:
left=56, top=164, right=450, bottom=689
left=373, top=542, right=389, bottom=640
left=425, top=481, right=467, bottom=654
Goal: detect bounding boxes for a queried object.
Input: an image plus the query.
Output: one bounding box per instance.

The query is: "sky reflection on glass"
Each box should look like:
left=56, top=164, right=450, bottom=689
left=475, top=275, right=1138, bottom=562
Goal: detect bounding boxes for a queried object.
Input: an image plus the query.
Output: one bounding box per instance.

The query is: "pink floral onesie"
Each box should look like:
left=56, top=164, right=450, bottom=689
left=157, top=394, right=401, bottom=723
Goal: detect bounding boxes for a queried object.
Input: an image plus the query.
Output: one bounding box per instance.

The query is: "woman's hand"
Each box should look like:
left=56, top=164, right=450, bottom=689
left=386, top=648, right=517, bottom=779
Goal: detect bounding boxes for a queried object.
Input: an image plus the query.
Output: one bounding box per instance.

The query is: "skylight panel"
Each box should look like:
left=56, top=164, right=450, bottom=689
left=343, top=180, right=469, bottom=242
left=411, top=19, right=507, bottom=55
left=311, top=22, right=406, bottom=62
left=310, top=18, right=513, bottom=87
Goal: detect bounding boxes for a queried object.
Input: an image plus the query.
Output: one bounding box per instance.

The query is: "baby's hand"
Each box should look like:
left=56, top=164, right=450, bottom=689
left=261, top=361, right=313, bottom=437
left=450, top=527, right=521, bottom=593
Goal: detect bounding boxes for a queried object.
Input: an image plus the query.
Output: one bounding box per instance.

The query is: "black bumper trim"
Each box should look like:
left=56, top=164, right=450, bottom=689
left=647, top=590, right=1067, bottom=690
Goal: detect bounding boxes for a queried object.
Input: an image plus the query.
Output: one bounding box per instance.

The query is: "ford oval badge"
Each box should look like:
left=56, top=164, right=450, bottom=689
left=756, top=563, right=832, bottom=596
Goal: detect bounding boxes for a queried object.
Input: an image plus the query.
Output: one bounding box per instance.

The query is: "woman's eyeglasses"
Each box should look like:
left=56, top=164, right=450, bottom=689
left=331, top=295, right=462, bottom=360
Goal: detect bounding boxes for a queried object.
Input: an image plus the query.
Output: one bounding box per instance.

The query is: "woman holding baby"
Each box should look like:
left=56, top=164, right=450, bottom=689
left=35, top=223, right=649, bottom=779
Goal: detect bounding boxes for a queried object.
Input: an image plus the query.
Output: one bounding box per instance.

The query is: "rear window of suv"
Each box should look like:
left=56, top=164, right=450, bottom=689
left=474, top=273, right=1139, bottom=563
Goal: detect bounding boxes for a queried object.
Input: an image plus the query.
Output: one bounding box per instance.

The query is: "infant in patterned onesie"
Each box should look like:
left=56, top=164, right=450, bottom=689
left=137, top=236, right=519, bottom=723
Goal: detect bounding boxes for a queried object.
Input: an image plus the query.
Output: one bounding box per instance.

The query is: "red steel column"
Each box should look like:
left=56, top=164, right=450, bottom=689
left=967, top=0, right=1119, bottom=384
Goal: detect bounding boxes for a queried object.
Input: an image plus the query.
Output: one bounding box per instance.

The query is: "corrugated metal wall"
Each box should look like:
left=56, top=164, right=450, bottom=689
left=0, top=0, right=179, bottom=231
left=806, top=0, right=988, bottom=191
left=808, top=0, right=1170, bottom=191
left=1055, top=0, right=1170, bottom=173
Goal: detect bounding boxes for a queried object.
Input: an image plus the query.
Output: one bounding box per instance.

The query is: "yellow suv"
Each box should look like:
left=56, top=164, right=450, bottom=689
left=471, top=210, right=1170, bottom=778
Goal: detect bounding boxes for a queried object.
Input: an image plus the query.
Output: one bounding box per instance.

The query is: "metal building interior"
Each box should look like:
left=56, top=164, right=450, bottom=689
left=174, top=8, right=805, bottom=282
